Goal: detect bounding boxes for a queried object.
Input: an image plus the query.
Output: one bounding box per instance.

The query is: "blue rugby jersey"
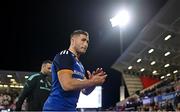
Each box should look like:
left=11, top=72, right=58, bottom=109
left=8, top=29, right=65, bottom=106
left=43, top=50, right=85, bottom=111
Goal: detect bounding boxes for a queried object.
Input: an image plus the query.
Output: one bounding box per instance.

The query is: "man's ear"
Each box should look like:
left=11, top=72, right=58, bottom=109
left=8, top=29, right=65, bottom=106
left=71, top=37, right=74, bottom=42
left=71, top=37, right=75, bottom=45
left=42, top=64, right=46, bottom=69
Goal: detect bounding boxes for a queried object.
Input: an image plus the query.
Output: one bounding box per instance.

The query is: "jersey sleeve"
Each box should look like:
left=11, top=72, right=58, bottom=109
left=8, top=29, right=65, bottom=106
left=53, top=50, right=74, bottom=72
left=16, top=74, right=38, bottom=110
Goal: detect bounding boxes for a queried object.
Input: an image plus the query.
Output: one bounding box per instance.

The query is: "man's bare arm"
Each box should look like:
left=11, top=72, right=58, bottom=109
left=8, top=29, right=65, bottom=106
left=58, top=69, right=106, bottom=91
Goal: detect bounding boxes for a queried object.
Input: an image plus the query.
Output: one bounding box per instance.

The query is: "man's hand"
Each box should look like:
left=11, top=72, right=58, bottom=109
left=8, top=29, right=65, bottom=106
left=87, top=68, right=107, bottom=86
left=87, top=68, right=105, bottom=78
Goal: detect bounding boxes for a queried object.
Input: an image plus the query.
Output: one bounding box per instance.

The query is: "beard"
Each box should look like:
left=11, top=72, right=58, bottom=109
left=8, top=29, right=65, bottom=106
left=74, top=45, right=87, bottom=54
left=77, top=48, right=87, bottom=55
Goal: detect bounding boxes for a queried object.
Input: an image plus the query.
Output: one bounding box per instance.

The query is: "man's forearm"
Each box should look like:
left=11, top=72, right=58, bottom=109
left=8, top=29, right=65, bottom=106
left=15, top=95, right=25, bottom=111
left=58, top=70, right=106, bottom=91
left=16, top=83, right=32, bottom=110
left=61, top=78, right=95, bottom=91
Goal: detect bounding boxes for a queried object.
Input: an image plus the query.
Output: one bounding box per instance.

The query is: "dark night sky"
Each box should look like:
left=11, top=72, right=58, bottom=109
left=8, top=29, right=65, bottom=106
left=1, top=0, right=167, bottom=108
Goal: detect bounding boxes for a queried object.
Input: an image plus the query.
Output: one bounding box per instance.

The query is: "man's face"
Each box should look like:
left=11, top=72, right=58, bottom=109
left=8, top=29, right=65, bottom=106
left=73, top=34, right=89, bottom=54
left=43, top=63, right=52, bottom=75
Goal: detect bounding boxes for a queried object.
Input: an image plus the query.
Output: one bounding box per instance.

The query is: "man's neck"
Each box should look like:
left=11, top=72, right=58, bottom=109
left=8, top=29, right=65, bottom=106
left=68, top=47, right=80, bottom=59
left=40, top=71, right=47, bottom=76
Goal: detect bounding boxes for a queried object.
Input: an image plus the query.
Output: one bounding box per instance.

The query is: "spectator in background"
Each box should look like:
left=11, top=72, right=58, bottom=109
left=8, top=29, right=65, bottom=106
left=15, top=60, right=52, bottom=111
left=174, top=93, right=180, bottom=110
left=177, top=103, right=180, bottom=111
left=165, top=100, right=174, bottom=111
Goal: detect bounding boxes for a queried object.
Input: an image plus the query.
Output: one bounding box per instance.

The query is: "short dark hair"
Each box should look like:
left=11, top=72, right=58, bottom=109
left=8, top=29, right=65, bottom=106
left=42, top=60, right=52, bottom=65
left=70, top=30, right=89, bottom=39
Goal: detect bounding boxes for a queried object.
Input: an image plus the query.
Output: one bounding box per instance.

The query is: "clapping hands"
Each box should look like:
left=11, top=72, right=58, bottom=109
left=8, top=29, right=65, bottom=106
left=87, top=68, right=107, bottom=86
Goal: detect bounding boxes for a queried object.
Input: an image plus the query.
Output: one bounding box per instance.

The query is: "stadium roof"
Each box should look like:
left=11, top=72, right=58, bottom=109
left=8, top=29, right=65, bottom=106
left=112, top=0, right=180, bottom=78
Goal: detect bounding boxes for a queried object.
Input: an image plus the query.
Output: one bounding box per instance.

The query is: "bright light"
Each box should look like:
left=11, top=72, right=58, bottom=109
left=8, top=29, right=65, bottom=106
left=152, top=70, right=157, bottom=74
left=15, top=85, right=19, bottom=88
left=150, top=61, right=156, bottom=65
left=128, top=66, right=132, bottom=70
left=166, top=73, right=171, bottom=76
left=137, top=59, right=142, bottom=63
left=148, top=49, right=154, bottom=54
left=140, top=68, right=145, bottom=72
left=173, top=70, right=178, bottom=74
left=10, top=79, right=15, bottom=82
left=25, top=76, right=29, bottom=79
left=19, top=85, right=24, bottom=88
left=110, top=10, right=130, bottom=27
left=3, top=85, right=8, bottom=88
left=12, top=81, right=17, bottom=84
left=164, top=64, right=170, bottom=68
left=161, top=76, right=165, bottom=79
left=164, top=35, right=171, bottom=41
left=164, top=52, right=170, bottom=56
left=7, top=75, right=12, bottom=78
left=10, top=85, right=15, bottom=88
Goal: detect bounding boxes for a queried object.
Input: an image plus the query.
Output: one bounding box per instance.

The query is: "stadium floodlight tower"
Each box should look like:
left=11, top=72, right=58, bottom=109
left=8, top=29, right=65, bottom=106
left=110, top=9, right=130, bottom=101
left=110, top=9, right=130, bottom=54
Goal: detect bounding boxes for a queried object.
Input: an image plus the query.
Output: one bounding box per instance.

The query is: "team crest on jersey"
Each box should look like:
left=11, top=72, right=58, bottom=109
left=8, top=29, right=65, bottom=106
left=76, top=62, right=84, bottom=72
left=73, top=70, right=84, bottom=77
